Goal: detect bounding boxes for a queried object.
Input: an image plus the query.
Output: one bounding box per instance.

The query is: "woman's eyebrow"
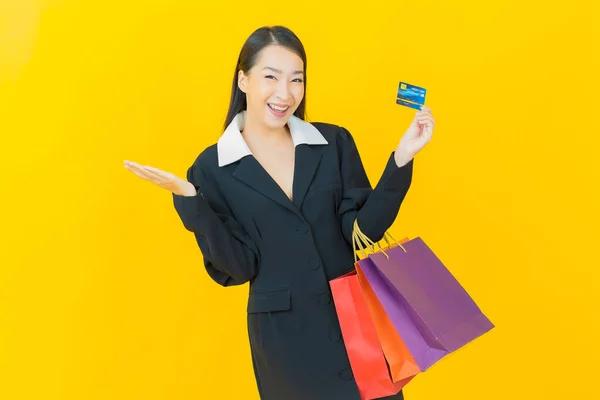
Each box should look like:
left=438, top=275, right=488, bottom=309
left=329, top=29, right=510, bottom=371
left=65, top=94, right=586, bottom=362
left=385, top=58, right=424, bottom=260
left=263, top=66, right=304, bottom=75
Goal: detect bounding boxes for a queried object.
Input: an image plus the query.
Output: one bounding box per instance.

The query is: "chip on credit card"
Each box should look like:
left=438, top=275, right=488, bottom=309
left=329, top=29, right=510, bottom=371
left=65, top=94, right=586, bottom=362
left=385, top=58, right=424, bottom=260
left=396, top=81, right=426, bottom=110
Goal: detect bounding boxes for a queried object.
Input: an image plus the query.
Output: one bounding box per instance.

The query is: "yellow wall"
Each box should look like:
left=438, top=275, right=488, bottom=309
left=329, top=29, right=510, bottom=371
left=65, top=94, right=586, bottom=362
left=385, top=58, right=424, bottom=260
left=1, top=1, right=599, bottom=399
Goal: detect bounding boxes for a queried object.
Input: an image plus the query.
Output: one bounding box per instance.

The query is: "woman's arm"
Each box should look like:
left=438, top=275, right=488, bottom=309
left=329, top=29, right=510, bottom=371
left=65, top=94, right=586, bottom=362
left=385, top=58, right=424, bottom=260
left=336, top=125, right=414, bottom=245
left=173, top=163, right=259, bottom=287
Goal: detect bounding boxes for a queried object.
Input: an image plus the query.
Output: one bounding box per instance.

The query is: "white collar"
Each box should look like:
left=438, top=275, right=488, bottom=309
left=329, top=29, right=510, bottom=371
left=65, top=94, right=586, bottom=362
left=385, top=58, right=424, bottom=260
left=217, top=110, right=329, bottom=167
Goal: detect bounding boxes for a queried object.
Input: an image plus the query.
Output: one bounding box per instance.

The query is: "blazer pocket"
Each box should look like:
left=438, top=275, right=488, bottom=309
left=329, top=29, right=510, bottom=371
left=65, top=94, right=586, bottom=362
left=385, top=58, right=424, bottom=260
left=247, top=288, right=291, bottom=313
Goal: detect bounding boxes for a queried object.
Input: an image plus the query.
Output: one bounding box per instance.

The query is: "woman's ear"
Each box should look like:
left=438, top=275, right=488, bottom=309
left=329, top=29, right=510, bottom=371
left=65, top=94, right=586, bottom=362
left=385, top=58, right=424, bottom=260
left=238, top=70, right=247, bottom=93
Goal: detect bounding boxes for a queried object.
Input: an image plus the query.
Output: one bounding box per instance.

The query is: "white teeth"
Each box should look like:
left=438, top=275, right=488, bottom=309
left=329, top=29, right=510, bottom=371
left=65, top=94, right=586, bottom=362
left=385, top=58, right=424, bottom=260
left=269, top=104, right=289, bottom=112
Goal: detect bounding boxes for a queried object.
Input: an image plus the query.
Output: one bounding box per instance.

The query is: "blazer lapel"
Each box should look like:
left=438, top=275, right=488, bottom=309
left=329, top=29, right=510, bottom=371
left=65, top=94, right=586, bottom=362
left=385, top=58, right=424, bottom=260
left=231, top=145, right=323, bottom=215
left=292, top=144, right=322, bottom=209
left=233, top=156, right=299, bottom=216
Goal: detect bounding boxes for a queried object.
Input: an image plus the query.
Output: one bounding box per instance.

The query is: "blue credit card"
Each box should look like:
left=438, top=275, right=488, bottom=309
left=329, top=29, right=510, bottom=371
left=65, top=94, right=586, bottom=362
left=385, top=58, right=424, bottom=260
left=396, top=98, right=423, bottom=110
left=396, top=81, right=426, bottom=109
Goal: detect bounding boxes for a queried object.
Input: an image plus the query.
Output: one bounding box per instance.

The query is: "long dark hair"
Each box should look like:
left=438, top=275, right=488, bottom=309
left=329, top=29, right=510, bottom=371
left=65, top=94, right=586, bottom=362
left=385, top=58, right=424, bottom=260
left=223, top=26, right=308, bottom=131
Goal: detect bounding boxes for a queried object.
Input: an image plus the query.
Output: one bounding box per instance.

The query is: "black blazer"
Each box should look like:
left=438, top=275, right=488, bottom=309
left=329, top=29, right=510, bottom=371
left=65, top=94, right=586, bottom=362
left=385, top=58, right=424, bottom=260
left=172, top=122, right=413, bottom=400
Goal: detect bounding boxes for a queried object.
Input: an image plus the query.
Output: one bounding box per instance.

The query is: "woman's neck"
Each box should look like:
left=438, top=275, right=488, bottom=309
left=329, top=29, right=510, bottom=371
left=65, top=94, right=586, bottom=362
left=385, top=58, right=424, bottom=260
left=242, top=111, right=291, bottom=145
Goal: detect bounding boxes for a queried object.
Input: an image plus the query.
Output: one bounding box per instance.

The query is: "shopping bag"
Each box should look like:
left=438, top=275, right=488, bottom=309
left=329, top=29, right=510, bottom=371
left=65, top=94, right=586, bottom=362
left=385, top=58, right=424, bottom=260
left=353, top=219, right=495, bottom=371
left=330, top=270, right=404, bottom=399
left=354, top=239, right=420, bottom=386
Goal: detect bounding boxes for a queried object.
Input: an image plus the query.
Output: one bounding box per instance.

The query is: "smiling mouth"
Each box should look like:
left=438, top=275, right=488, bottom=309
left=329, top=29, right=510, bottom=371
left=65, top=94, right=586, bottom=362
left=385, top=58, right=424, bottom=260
left=268, top=103, right=290, bottom=112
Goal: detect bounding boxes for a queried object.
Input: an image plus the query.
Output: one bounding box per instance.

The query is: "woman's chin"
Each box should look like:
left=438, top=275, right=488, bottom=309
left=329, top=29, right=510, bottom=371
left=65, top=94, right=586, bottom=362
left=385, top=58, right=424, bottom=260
left=264, top=106, right=291, bottom=127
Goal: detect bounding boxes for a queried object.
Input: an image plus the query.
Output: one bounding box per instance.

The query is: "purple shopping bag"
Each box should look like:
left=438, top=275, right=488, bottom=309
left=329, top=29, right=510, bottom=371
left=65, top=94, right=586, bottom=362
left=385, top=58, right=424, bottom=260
left=357, top=236, right=495, bottom=372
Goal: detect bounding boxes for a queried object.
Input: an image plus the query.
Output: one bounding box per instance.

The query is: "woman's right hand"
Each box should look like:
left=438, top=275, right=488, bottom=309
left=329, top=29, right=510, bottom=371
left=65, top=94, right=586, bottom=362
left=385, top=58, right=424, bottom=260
left=124, top=160, right=197, bottom=196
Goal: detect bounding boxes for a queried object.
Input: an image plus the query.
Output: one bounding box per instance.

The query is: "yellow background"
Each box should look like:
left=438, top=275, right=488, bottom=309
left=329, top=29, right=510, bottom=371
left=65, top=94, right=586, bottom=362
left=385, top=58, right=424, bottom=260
left=1, top=0, right=599, bottom=399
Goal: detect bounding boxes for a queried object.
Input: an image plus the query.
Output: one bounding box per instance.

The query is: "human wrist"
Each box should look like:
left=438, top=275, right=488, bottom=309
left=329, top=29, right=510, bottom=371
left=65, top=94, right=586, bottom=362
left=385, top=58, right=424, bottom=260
left=393, top=150, right=413, bottom=168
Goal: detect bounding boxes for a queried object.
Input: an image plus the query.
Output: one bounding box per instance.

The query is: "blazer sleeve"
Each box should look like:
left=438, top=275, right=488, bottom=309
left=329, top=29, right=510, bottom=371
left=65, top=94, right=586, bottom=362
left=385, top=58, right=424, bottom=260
left=172, top=162, right=260, bottom=287
left=336, top=125, right=414, bottom=245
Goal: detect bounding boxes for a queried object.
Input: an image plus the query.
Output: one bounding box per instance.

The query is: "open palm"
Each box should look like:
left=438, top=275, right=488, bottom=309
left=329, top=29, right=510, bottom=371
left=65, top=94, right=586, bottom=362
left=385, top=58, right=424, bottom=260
left=123, top=160, right=196, bottom=196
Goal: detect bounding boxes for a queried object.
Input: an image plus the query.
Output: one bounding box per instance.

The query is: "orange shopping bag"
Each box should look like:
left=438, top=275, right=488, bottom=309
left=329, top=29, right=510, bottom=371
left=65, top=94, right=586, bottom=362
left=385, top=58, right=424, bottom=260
left=354, top=236, right=420, bottom=387
left=353, top=232, right=421, bottom=387
left=330, top=270, right=404, bottom=400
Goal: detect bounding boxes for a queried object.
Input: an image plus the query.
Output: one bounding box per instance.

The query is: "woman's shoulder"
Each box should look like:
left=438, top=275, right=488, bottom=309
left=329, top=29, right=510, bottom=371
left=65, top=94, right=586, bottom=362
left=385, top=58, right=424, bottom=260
left=309, top=120, right=357, bottom=147
left=187, top=143, right=218, bottom=169
left=179, top=144, right=219, bottom=187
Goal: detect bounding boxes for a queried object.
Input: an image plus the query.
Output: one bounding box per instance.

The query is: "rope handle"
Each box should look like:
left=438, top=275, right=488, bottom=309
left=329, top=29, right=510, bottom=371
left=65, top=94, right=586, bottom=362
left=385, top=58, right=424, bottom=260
left=352, top=219, right=407, bottom=262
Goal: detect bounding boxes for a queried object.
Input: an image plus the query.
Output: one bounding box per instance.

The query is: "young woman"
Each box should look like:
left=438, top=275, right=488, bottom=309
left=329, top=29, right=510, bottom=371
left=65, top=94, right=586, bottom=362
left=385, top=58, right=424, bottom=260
left=125, top=25, right=435, bottom=400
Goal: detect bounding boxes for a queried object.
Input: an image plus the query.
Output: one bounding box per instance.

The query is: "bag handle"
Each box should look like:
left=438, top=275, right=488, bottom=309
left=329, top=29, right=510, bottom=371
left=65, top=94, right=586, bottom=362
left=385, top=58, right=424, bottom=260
left=352, top=219, right=407, bottom=262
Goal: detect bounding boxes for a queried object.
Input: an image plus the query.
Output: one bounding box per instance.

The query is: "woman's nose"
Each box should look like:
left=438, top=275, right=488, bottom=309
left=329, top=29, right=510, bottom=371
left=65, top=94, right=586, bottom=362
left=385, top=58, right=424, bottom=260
left=275, top=81, right=291, bottom=100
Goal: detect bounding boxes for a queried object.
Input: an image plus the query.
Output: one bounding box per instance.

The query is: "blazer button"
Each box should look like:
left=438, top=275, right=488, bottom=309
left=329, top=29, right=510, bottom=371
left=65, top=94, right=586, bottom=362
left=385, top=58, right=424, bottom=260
left=308, top=258, right=321, bottom=270
left=295, top=224, right=309, bottom=234
left=339, top=368, right=353, bottom=381
left=319, top=293, right=332, bottom=305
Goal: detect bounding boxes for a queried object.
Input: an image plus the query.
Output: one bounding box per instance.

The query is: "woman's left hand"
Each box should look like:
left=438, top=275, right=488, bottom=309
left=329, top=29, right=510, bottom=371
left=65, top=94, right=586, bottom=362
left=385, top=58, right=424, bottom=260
left=394, top=105, right=435, bottom=167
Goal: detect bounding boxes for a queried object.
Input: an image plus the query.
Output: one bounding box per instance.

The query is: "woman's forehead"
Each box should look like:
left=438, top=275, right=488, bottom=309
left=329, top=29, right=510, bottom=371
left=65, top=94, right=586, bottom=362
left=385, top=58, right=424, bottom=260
left=255, top=45, right=304, bottom=72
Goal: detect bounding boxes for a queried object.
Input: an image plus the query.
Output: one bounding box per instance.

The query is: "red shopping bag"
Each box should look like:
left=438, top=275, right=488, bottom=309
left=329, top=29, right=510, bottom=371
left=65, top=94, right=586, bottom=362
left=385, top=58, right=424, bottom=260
left=355, top=239, right=420, bottom=386
left=330, top=270, right=404, bottom=400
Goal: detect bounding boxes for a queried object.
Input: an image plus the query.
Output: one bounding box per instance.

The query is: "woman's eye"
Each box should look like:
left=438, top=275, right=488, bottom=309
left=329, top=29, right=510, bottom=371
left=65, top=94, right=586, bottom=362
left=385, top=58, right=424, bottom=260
left=264, top=75, right=303, bottom=83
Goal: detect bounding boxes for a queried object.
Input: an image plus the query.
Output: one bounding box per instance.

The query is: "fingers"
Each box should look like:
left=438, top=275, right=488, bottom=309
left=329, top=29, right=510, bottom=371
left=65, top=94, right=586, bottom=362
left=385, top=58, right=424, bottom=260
left=415, top=108, right=433, bottom=125
left=124, top=160, right=148, bottom=175
left=124, top=160, right=145, bottom=170
left=124, top=160, right=164, bottom=184
left=416, top=107, right=432, bottom=117
left=415, top=108, right=435, bottom=140
left=145, top=166, right=178, bottom=184
left=125, top=164, right=155, bottom=182
left=125, top=161, right=171, bottom=178
left=417, top=115, right=435, bottom=127
left=143, top=165, right=166, bottom=175
left=124, top=160, right=156, bottom=174
left=143, top=167, right=168, bottom=181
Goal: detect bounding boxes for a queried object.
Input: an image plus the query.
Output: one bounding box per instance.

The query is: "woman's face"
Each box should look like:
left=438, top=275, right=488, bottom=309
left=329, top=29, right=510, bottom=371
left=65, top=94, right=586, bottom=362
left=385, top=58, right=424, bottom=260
left=238, top=44, right=305, bottom=130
